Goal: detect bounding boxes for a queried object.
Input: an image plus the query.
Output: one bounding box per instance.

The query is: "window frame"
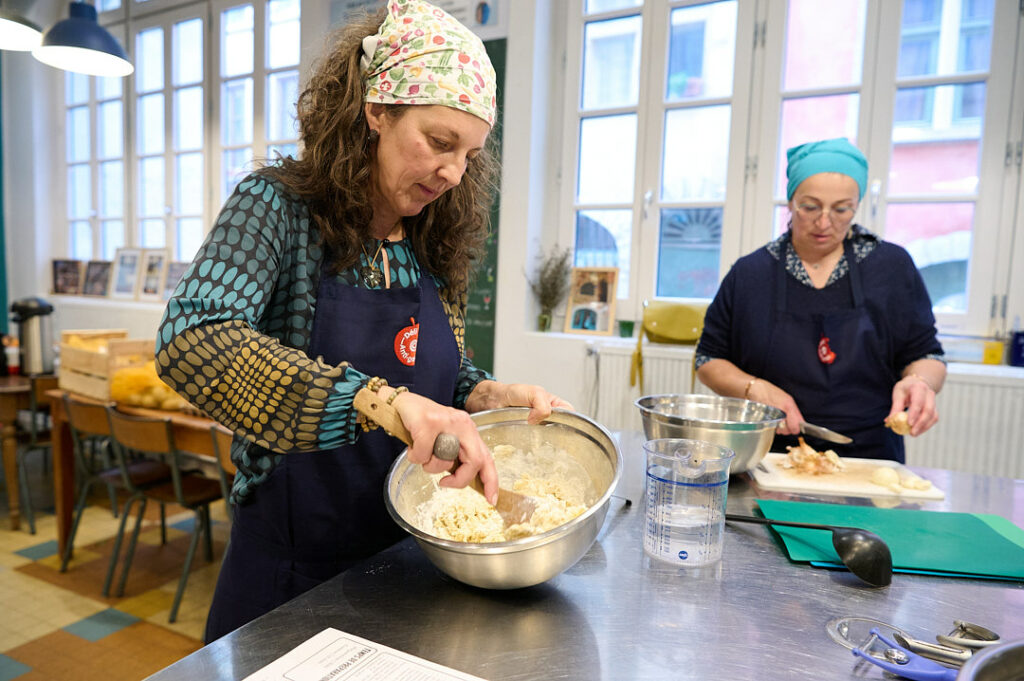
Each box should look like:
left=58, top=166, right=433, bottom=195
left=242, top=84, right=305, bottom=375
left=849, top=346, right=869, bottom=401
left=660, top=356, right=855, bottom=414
left=61, top=0, right=301, bottom=269
left=558, top=0, right=1023, bottom=338
left=129, top=2, right=211, bottom=260
left=558, top=0, right=757, bottom=319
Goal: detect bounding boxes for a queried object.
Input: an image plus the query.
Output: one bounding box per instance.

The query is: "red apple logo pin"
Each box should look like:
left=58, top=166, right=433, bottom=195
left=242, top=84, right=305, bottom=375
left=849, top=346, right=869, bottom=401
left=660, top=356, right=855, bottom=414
left=395, top=317, right=419, bottom=366
left=817, top=335, right=836, bottom=365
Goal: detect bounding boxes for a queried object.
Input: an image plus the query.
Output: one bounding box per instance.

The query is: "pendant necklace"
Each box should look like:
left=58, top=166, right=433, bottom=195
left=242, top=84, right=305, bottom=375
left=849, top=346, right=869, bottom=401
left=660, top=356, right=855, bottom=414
left=359, top=239, right=386, bottom=287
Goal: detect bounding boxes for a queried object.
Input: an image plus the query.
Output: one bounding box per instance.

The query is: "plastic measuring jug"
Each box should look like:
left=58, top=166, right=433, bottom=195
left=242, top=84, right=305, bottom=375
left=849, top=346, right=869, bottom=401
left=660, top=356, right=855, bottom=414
left=643, top=438, right=735, bottom=566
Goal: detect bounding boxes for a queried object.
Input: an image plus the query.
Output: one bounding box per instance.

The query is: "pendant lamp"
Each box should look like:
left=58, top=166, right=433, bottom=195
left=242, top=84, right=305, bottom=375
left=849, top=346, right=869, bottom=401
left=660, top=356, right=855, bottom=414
left=32, top=1, right=133, bottom=77
left=0, top=8, right=42, bottom=51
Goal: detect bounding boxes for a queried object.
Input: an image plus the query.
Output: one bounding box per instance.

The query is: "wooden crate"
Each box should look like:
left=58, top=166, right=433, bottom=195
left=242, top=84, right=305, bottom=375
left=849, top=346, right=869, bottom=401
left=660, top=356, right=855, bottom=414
left=59, top=329, right=156, bottom=401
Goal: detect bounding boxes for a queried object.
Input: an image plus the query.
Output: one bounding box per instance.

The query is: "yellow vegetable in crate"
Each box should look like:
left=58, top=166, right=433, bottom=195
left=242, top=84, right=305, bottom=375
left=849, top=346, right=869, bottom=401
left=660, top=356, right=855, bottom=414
left=110, top=361, right=189, bottom=411
left=65, top=334, right=110, bottom=352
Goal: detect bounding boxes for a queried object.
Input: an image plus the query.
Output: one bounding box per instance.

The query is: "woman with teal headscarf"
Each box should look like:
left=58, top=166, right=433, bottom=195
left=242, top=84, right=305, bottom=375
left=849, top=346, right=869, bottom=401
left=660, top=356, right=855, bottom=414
left=695, top=138, right=946, bottom=461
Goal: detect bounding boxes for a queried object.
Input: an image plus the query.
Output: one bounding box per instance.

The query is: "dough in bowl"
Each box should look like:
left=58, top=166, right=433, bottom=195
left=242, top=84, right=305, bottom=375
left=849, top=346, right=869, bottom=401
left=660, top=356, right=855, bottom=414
left=415, top=443, right=594, bottom=543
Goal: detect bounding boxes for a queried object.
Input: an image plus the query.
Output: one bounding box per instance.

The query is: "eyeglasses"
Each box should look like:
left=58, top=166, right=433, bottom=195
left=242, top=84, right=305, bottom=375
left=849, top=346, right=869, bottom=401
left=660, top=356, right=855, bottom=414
left=795, top=203, right=856, bottom=223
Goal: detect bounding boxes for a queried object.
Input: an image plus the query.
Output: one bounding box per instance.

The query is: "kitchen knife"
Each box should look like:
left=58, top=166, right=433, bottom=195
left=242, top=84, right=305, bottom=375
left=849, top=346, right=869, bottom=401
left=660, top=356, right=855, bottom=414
left=800, top=421, right=853, bottom=445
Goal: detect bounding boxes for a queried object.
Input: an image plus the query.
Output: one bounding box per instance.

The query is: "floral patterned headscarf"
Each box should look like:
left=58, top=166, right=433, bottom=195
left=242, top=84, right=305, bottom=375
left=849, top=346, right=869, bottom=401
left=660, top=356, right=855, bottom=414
left=361, top=0, right=497, bottom=127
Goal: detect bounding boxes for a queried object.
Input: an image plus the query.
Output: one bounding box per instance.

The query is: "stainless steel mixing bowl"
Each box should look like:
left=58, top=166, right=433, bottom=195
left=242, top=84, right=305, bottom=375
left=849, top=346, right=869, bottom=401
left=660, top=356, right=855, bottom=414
left=384, top=407, right=621, bottom=589
left=634, top=394, right=784, bottom=473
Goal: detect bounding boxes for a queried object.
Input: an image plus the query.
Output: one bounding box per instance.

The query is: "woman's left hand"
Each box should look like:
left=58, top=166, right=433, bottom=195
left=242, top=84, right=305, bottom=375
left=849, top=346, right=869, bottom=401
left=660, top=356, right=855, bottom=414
left=466, top=380, right=574, bottom=424
left=889, top=375, right=939, bottom=437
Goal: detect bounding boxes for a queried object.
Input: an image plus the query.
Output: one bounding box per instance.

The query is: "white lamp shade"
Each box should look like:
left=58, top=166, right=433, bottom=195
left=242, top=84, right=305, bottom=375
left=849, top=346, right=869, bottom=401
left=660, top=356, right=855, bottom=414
left=34, top=43, right=133, bottom=77
left=0, top=11, right=42, bottom=51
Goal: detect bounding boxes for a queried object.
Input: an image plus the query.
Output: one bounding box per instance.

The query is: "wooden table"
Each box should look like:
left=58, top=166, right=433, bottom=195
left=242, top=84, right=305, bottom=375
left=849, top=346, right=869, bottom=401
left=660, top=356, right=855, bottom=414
left=0, top=376, right=31, bottom=530
left=46, top=389, right=219, bottom=555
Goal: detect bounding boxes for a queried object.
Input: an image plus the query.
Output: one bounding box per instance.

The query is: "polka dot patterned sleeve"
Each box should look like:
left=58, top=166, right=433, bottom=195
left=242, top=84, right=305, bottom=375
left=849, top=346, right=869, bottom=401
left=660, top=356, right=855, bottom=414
left=155, top=174, right=364, bottom=456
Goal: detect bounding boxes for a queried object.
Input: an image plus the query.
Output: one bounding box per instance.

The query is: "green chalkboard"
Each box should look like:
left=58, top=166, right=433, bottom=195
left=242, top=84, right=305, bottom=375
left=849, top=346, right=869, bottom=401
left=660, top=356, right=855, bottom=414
left=463, top=38, right=505, bottom=374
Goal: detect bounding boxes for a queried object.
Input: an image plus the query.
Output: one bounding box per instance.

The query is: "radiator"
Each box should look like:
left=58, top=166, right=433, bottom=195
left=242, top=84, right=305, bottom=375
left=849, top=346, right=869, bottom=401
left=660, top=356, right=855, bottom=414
left=584, top=342, right=713, bottom=435
left=904, top=367, right=1024, bottom=480
left=584, top=344, right=1024, bottom=480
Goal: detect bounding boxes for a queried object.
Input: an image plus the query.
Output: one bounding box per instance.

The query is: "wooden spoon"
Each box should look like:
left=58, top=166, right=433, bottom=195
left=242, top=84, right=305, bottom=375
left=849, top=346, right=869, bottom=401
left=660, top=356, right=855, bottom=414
left=353, top=388, right=537, bottom=525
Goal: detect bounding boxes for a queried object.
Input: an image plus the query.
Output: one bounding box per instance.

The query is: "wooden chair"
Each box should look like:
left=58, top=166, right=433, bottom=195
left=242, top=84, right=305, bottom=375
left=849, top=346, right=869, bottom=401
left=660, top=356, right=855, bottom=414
left=17, top=374, right=59, bottom=533
left=59, top=395, right=171, bottom=595
left=209, top=425, right=237, bottom=521
left=106, top=408, right=223, bottom=622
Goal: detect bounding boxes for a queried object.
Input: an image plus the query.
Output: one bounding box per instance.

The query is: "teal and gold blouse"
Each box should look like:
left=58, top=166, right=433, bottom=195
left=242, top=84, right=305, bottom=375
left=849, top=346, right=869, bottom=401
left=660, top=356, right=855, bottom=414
left=155, top=173, right=492, bottom=503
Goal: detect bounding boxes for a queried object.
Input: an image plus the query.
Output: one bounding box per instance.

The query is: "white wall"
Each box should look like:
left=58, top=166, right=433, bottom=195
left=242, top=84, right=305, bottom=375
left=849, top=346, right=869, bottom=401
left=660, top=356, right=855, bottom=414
left=2, top=0, right=63, bottom=314
left=491, top=0, right=600, bottom=413
left=51, top=297, right=164, bottom=339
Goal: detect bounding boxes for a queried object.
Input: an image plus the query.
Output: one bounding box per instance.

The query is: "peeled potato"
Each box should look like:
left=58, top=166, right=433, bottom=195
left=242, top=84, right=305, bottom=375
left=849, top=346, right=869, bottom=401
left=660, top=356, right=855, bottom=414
left=871, top=466, right=902, bottom=492
left=884, top=411, right=911, bottom=435
left=900, top=475, right=932, bottom=491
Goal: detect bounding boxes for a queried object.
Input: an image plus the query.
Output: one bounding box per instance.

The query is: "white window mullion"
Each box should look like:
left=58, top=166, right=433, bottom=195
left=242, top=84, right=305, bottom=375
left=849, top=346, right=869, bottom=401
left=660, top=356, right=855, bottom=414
left=164, top=21, right=175, bottom=251
left=556, top=0, right=585, bottom=273
left=634, top=0, right=664, bottom=315
left=747, top=0, right=786, bottom=256
left=252, top=0, right=267, bottom=156
left=718, top=0, right=757, bottom=277
left=863, top=0, right=899, bottom=235
left=988, top=6, right=1024, bottom=337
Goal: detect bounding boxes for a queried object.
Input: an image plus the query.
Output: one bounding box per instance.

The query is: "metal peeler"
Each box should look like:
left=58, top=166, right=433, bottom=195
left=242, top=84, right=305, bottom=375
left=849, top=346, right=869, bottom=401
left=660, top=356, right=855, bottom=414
left=826, top=617, right=1001, bottom=680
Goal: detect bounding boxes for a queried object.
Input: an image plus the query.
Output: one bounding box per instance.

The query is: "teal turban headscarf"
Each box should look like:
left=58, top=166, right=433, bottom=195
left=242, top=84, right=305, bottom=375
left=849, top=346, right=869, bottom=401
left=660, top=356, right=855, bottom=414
left=785, top=137, right=868, bottom=200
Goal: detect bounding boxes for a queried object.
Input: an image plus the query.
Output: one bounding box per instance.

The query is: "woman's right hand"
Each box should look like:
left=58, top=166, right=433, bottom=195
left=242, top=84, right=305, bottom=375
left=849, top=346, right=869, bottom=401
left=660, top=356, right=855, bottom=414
left=746, top=378, right=805, bottom=436
left=386, top=389, right=500, bottom=505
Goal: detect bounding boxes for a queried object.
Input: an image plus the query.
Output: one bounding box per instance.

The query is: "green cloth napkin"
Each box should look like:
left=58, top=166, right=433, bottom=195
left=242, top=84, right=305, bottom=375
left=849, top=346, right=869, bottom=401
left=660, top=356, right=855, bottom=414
left=756, top=499, right=1024, bottom=581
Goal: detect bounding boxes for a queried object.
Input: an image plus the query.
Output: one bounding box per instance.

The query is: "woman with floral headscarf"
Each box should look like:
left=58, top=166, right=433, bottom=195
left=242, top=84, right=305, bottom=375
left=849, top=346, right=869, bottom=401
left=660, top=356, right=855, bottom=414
left=695, top=138, right=946, bottom=463
left=157, top=0, right=570, bottom=642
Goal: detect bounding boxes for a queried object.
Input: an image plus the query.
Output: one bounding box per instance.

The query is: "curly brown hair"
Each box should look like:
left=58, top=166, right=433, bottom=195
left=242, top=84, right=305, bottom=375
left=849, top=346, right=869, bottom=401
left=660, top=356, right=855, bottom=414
left=258, top=7, right=499, bottom=289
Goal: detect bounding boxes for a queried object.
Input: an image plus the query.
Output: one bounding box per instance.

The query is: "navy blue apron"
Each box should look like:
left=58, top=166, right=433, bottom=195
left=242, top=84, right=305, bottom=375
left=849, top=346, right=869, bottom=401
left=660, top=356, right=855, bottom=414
left=204, top=253, right=460, bottom=642
left=759, top=240, right=902, bottom=462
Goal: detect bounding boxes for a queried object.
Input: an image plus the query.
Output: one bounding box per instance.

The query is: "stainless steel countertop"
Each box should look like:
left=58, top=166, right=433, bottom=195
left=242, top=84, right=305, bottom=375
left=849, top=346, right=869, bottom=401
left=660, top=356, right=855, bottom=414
left=146, top=432, right=1024, bottom=680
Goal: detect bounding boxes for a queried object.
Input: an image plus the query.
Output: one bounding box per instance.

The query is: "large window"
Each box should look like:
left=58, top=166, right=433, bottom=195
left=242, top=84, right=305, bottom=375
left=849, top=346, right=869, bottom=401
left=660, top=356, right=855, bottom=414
left=561, top=0, right=1023, bottom=337
left=63, top=0, right=300, bottom=265
left=567, top=0, right=751, bottom=302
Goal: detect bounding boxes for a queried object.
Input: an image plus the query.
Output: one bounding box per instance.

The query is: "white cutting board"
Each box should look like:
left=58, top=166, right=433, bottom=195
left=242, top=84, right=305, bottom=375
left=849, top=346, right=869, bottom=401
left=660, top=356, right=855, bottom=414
left=751, top=453, right=945, bottom=501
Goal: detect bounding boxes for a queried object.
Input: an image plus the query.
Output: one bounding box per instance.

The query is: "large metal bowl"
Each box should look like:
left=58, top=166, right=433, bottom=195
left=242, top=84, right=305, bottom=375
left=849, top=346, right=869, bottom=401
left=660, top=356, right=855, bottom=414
left=634, top=394, right=784, bottom=474
left=384, top=408, right=621, bottom=589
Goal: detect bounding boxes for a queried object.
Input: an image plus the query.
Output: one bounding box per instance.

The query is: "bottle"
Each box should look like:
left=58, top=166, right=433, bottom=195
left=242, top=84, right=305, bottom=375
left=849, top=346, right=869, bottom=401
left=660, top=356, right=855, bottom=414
left=5, top=343, right=20, bottom=376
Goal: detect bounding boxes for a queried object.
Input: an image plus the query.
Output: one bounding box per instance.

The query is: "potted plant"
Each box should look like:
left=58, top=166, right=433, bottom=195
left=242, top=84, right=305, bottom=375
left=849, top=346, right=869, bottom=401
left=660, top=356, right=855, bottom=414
left=526, top=245, right=572, bottom=332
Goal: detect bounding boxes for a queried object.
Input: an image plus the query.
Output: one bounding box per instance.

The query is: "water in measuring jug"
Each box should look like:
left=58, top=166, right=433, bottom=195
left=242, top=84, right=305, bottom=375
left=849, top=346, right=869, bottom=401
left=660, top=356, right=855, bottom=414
left=643, top=439, right=734, bottom=566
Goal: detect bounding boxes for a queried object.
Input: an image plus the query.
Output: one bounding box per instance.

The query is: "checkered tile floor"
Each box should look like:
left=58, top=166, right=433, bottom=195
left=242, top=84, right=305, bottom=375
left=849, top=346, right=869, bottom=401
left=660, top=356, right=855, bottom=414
left=0, top=453, right=228, bottom=680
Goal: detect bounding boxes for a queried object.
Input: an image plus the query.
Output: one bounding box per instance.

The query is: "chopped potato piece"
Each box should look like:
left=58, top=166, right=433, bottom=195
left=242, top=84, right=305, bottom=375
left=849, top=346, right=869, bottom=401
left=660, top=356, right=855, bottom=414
left=884, top=411, right=911, bottom=435
left=781, top=437, right=846, bottom=474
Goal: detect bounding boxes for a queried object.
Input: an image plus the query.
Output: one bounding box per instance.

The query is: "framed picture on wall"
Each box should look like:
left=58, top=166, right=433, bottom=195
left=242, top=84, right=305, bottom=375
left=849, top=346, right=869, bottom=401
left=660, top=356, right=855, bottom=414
left=564, top=267, right=618, bottom=335
left=110, top=248, right=143, bottom=299
left=81, top=261, right=113, bottom=296
left=138, top=248, right=170, bottom=301
left=163, top=261, right=191, bottom=300
left=52, top=259, right=84, bottom=294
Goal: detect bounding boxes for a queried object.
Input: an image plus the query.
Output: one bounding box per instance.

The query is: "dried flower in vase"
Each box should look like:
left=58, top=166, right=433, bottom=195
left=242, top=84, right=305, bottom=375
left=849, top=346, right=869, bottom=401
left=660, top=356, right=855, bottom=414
left=526, top=246, right=573, bottom=322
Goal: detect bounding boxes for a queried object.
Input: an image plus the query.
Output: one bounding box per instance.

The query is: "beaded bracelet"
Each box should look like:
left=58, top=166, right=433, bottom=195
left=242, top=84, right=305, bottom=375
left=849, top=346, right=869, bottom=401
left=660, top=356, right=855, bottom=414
left=358, top=413, right=380, bottom=432
left=366, top=376, right=388, bottom=393
left=386, top=385, right=409, bottom=406
left=905, top=373, right=932, bottom=391
left=744, top=378, right=758, bottom=399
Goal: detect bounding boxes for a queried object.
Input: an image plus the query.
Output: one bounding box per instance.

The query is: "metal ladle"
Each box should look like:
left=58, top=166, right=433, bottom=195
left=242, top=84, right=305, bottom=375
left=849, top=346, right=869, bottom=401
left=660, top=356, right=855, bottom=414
left=725, top=513, right=893, bottom=587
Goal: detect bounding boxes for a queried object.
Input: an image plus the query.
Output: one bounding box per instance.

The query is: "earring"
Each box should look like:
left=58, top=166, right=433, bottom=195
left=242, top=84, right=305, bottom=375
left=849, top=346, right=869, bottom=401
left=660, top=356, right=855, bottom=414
left=367, top=129, right=379, bottom=144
